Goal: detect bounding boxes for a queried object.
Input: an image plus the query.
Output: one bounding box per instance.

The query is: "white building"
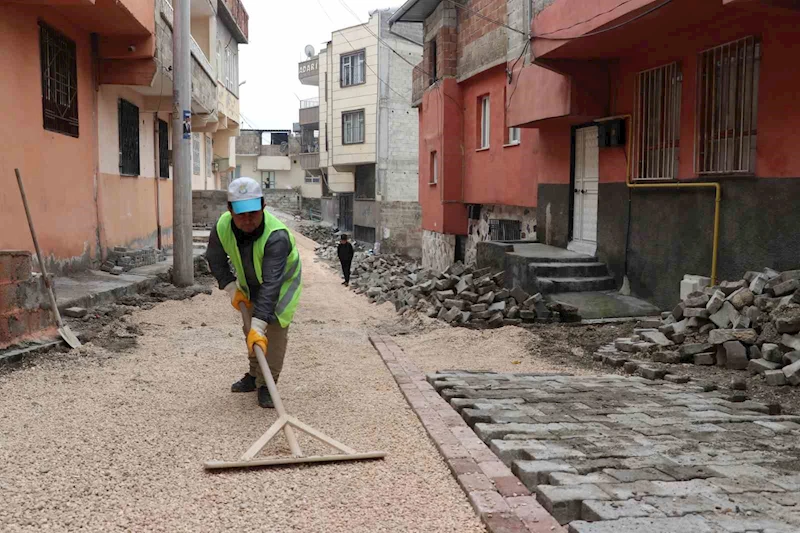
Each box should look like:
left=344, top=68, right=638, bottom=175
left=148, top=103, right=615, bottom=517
left=298, top=9, right=423, bottom=257
left=234, top=129, right=320, bottom=197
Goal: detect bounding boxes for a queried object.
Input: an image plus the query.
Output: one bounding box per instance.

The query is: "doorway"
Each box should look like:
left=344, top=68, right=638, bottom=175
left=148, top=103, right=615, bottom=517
left=568, top=125, right=599, bottom=256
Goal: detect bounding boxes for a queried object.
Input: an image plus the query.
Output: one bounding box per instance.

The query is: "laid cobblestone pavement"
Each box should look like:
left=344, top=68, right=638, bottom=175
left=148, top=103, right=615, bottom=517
left=429, top=371, right=800, bottom=532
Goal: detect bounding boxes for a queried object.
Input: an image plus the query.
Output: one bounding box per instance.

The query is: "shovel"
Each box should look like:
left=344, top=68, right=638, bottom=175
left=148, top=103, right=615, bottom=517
left=14, top=169, right=81, bottom=349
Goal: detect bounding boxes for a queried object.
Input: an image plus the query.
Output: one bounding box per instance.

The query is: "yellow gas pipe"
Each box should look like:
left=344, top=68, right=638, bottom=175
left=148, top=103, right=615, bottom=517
left=595, top=114, right=720, bottom=286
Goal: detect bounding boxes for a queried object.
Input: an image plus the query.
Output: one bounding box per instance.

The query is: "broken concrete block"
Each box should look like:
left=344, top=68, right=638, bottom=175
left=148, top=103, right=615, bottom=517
left=672, top=302, right=685, bottom=321
left=679, top=343, right=713, bottom=358
left=715, top=345, right=727, bottom=367
left=782, top=334, right=800, bottom=352
left=522, top=293, right=543, bottom=309
left=488, top=301, right=506, bottom=313
left=706, top=290, right=726, bottom=314
left=672, top=319, right=688, bottom=335
left=488, top=312, right=504, bottom=328
left=765, top=370, right=788, bottom=387
left=784, top=351, right=800, bottom=366
left=459, top=291, right=479, bottom=304
left=684, top=308, right=710, bottom=319
left=750, top=274, right=768, bottom=295
left=519, top=310, right=536, bottom=322
left=443, top=306, right=462, bottom=323
left=749, top=358, right=781, bottom=375
left=723, top=341, right=749, bottom=370
left=435, top=290, right=455, bottom=301
left=749, top=344, right=762, bottom=361
left=506, top=306, right=519, bottom=319
left=477, top=291, right=495, bottom=305
left=110, top=266, right=124, bottom=276
left=64, top=307, right=88, bottom=318
left=470, top=303, right=488, bottom=313
left=727, top=288, right=755, bottom=310
left=681, top=275, right=711, bottom=300
left=720, top=280, right=747, bottom=295
left=435, top=278, right=456, bottom=291
left=494, top=289, right=510, bottom=301
left=548, top=300, right=579, bottom=314
left=709, top=328, right=758, bottom=345
left=699, top=323, right=716, bottom=334
left=511, top=286, right=530, bottom=304
left=455, top=278, right=470, bottom=294
left=762, top=343, right=782, bottom=364
left=684, top=293, right=710, bottom=308
left=776, top=316, right=800, bottom=334
left=782, top=359, right=800, bottom=386
left=460, top=311, right=471, bottom=324
left=764, top=267, right=781, bottom=280
left=640, top=330, right=673, bottom=347
left=710, top=301, right=738, bottom=329
left=444, top=299, right=467, bottom=311
left=694, top=352, right=715, bottom=365
left=772, top=279, right=800, bottom=297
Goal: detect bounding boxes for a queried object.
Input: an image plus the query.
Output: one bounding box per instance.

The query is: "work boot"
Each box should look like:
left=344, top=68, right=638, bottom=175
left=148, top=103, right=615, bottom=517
left=231, top=373, right=256, bottom=393
left=257, top=386, right=274, bottom=408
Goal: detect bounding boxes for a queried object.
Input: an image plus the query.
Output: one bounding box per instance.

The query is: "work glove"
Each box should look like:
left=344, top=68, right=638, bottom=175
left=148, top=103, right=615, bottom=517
left=224, top=281, right=252, bottom=312
left=246, top=317, right=269, bottom=358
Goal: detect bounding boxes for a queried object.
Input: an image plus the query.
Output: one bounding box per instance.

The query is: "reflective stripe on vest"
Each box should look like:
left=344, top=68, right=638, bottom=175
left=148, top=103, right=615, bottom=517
left=216, top=209, right=302, bottom=328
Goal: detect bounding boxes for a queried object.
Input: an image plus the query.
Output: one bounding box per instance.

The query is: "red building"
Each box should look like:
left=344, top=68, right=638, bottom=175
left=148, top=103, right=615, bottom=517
left=393, top=0, right=800, bottom=309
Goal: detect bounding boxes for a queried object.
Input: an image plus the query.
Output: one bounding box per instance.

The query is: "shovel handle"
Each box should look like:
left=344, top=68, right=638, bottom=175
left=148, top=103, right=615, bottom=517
left=239, top=302, right=252, bottom=333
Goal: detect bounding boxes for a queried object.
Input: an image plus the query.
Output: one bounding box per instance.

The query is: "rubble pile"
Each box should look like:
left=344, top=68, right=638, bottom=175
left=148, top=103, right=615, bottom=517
left=298, top=224, right=368, bottom=254
left=313, top=239, right=580, bottom=327
left=600, top=267, right=800, bottom=387
left=100, top=247, right=166, bottom=276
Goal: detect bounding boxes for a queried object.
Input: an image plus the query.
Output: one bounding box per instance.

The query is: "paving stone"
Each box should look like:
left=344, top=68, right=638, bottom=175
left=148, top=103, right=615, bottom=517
left=781, top=333, right=800, bottom=352
left=762, top=343, right=783, bottom=363
left=513, top=460, right=579, bottom=487
left=581, top=499, right=665, bottom=521
left=783, top=351, right=800, bottom=366
left=63, top=307, right=88, bottom=318
left=678, top=343, right=713, bottom=358
left=641, top=495, right=724, bottom=517
left=638, top=366, right=668, bottom=381
left=722, top=341, right=748, bottom=370
left=782, top=359, right=800, bottom=386
left=683, top=307, right=710, bottom=319
left=640, top=330, right=673, bottom=347
left=535, top=484, right=611, bottom=524
left=694, top=352, right=715, bottom=366
left=598, top=479, right=720, bottom=500
left=548, top=471, right=617, bottom=486
left=603, top=468, right=675, bottom=483
left=710, top=301, right=738, bottom=328
left=749, top=358, right=782, bottom=375
left=655, top=465, right=716, bottom=481
left=664, top=374, right=690, bottom=384
left=567, top=515, right=717, bottom=533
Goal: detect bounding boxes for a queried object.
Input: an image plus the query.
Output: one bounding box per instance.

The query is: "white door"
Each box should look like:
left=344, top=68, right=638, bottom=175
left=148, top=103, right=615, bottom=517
left=568, top=126, right=599, bottom=256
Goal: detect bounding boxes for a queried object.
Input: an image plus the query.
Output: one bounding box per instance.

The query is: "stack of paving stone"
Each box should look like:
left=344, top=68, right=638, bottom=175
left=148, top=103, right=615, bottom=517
left=100, top=247, right=165, bottom=275
left=601, top=267, right=800, bottom=386
left=322, top=249, right=581, bottom=327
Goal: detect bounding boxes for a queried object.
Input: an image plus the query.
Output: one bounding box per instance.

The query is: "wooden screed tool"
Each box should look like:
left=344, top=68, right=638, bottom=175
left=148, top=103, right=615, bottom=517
left=204, top=304, right=386, bottom=470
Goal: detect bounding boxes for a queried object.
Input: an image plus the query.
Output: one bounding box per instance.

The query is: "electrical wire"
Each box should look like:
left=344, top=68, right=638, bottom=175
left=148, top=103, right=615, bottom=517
left=505, top=40, right=529, bottom=111
left=533, top=0, right=674, bottom=40
left=445, top=0, right=527, bottom=36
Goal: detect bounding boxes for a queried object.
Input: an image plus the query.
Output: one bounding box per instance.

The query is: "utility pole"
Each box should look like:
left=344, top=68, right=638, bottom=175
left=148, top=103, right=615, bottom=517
left=172, top=0, right=194, bottom=287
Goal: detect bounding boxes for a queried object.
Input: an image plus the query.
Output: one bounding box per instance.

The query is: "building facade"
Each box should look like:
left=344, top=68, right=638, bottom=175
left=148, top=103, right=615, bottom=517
left=234, top=129, right=318, bottom=197
left=0, top=0, right=248, bottom=274
left=396, top=0, right=800, bottom=308
left=298, top=9, right=424, bottom=257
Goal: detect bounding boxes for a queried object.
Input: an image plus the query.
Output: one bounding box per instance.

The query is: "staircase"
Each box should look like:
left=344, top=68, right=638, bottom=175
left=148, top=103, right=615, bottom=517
left=528, top=255, right=616, bottom=294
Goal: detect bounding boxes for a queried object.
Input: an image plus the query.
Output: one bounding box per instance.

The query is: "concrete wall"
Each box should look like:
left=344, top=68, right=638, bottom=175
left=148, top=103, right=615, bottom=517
left=380, top=201, right=422, bottom=258
left=422, top=230, right=456, bottom=272
left=193, top=190, right=227, bottom=227
left=354, top=200, right=378, bottom=228
left=0, top=6, right=99, bottom=274
left=457, top=0, right=508, bottom=81
left=320, top=197, right=339, bottom=226
left=263, top=189, right=301, bottom=214
left=466, top=204, right=537, bottom=265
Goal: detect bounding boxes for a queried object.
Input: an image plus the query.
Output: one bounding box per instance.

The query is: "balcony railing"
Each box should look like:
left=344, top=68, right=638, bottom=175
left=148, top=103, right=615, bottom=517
left=219, top=0, right=249, bottom=42
left=298, top=152, right=320, bottom=170
left=299, top=105, right=319, bottom=126
left=300, top=97, right=320, bottom=109
left=260, top=145, right=286, bottom=156
left=412, top=61, right=427, bottom=105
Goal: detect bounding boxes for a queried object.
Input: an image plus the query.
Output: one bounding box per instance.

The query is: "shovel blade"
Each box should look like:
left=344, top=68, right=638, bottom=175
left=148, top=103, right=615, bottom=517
left=59, top=325, right=82, bottom=349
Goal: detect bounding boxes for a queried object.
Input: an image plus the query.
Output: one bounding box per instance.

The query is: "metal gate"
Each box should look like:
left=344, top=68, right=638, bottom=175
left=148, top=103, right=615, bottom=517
left=338, top=194, right=353, bottom=232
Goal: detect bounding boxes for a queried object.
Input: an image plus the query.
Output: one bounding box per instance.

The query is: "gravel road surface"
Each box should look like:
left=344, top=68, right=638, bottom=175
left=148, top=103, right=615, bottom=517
left=0, top=232, right=484, bottom=533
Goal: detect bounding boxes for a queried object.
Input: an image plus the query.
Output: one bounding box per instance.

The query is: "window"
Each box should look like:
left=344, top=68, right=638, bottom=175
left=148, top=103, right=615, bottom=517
left=341, top=50, right=366, bottom=87
left=488, top=219, right=521, bottom=241
left=354, top=225, right=376, bottom=244
left=262, top=171, right=276, bottom=189
left=480, top=96, right=490, bottom=149
left=192, top=134, right=201, bottom=175
left=118, top=99, right=140, bottom=176
left=342, top=110, right=365, bottom=145
left=40, top=22, right=79, bottom=137
left=206, top=136, right=213, bottom=177
left=218, top=40, right=239, bottom=97
left=158, top=119, right=169, bottom=178
left=696, top=36, right=760, bottom=174
left=508, top=127, right=520, bottom=145
left=430, top=151, right=438, bottom=184
left=633, top=62, right=682, bottom=180
left=429, top=39, right=437, bottom=85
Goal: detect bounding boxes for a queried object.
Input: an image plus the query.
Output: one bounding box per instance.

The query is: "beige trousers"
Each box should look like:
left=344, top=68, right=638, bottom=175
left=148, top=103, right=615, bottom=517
left=248, top=323, right=289, bottom=387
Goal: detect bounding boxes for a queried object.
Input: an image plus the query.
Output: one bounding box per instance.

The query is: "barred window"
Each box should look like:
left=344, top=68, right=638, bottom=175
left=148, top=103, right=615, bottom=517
left=40, top=22, right=79, bottom=137
left=488, top=219, right=521, bottom=241
left=158, top=119, right=169, bottom=178
left=696, top=36, right=760, bottom=175
left=118, top=99, right=140, bottom=176
left=633, top=62, right=682, bottom=180
left=342, top=110, right=365, bottom=145
left=341, top=50, right=366, bottom=87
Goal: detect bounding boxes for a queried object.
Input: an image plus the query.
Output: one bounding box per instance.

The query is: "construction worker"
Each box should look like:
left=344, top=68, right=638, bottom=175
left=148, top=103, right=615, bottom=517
left=206, top=177, right=302, bottom=408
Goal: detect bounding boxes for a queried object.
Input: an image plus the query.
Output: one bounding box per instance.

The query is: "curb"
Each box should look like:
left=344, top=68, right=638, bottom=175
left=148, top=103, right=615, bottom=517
left=369, top=335, right=566, bottom=533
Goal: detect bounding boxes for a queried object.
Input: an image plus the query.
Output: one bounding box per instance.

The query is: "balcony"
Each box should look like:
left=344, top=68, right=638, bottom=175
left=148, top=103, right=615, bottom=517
left=259, top=145, right=285, bottom=156
left=298, top=153, right=320, bottom=172
left=218, top=0, right=249, bottom=43
left=298, top=57, right=319, bottom=86
left=411, top=61, right=427, bottom=106
left=299, top=98, right=320, bottom=127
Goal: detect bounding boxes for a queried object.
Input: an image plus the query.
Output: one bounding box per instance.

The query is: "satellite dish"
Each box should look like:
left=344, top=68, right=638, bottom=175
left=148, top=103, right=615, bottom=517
left=304, top=45, right=315, bottom=59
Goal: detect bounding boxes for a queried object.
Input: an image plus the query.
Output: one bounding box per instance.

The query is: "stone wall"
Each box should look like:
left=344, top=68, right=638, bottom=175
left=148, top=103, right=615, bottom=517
left=235, top=130, right=260, bottom=155
left=0, top=251, right=57, bottom=350
left=380, top=202, right=422, bottom=259
left=422, top=230, right=456, bottom=272
left=192, top=190, right=228, bottom=226
left=466, top=204, right=537, bottom=265
left=263, top=189, right=301, bottom=214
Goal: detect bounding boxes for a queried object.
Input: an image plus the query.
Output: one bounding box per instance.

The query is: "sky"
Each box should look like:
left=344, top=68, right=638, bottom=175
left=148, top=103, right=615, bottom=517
left=238, top=0, right=404, bottom=131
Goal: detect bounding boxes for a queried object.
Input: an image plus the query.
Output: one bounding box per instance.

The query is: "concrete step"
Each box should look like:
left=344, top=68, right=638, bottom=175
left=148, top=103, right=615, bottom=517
left=529, top=262, right=609, bottom=278
left=539, top=276, right=617, bottom=294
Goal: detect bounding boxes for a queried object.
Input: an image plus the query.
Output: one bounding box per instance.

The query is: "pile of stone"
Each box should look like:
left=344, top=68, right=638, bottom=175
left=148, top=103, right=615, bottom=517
left=605, top=267, right=800, bottom=387
left=341, top=253, right=580, bottom=328
left=100, top=247, right=166, bottom=276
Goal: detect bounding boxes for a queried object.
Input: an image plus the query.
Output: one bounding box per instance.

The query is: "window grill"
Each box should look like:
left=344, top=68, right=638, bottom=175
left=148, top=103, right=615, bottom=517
left=341, top=50, right=366, bottom=87
left=40, top=22, right=79, bottom=137
left=342, top=110, right=365, bottom=145
left=633, top=62, right=681, bottom=181
left=488, top=219, right=521, bottom=241
left=158, top=119, right=169, bottom=178
left=696, top=36, right=760, bottom=175
left=354, top=225, right=376, bottom=244
left=118, top=99, right=140, bottom=176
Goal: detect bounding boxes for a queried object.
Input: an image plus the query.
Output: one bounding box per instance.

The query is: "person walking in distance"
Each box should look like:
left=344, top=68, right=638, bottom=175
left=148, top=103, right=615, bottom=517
left=338, top=234, right=354, bottom=286
left=206, top=177, right=303, bottom=408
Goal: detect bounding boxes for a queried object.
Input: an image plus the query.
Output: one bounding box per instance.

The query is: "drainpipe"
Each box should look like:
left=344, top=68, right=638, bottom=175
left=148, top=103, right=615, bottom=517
left=153, top=113, right=162, bottom=250
left=594, top=114, right=721, bottom=286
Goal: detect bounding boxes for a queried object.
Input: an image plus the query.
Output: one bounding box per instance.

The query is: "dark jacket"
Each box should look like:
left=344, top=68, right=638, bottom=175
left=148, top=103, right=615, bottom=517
left=206, top=217, right=290, bottom=325
left=337, top=242, right=354, bottom=262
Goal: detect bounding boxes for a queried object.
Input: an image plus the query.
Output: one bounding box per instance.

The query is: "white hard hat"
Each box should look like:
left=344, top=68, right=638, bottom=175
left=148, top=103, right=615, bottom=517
left=227, top=177, right=263, bottom=214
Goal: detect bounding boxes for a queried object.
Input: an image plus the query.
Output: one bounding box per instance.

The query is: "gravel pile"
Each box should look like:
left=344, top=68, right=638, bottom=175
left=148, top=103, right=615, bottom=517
left=0, top=231, right=485, bottom=533
left=601, top=266, right=800, bottom=388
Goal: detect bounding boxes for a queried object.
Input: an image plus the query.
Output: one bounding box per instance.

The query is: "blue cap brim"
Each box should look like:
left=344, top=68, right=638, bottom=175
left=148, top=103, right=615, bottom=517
left=231, top=198, right=262, bottom=214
